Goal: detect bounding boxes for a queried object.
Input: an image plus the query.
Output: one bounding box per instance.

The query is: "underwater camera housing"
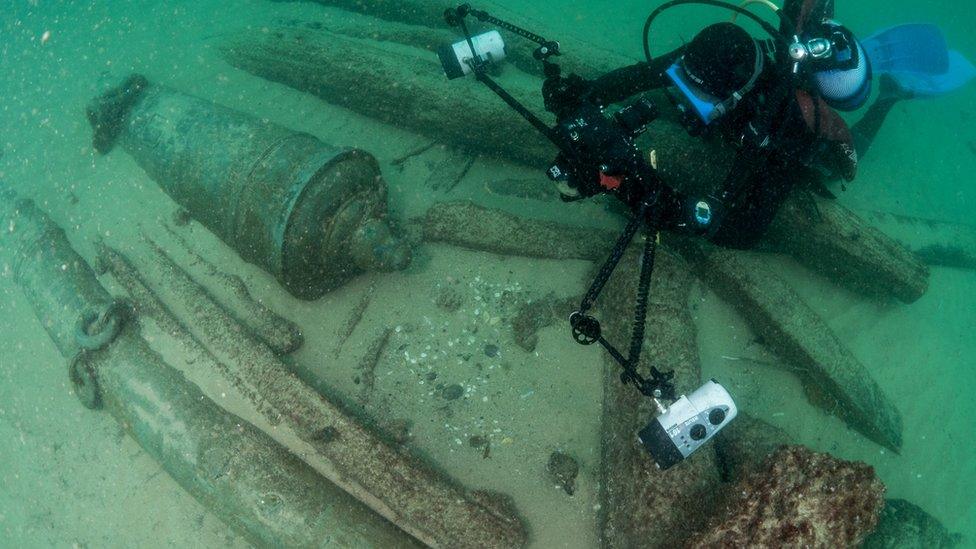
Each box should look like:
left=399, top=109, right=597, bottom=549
left=439, top=30, right=507, bottom=80
left=546, top=98, right=660, bottom=199
left=639, top=380, right=737, bottom=470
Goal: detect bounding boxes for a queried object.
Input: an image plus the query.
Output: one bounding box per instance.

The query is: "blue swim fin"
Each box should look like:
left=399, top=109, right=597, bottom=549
left=863, top=24, right=976, bottom=97
left=862, top=24, right=950, bottom=74
left=887, top=51, right=976, bottom=97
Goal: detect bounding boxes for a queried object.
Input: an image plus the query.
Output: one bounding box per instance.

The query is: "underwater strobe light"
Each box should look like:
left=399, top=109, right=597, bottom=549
left=639, top=380, right=738, bottom=470
left=439, top=30, right=507, bottom=79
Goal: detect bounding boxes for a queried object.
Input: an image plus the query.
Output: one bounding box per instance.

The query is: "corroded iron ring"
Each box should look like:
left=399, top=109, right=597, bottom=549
left=68, top=300, right=129, bottom=410
left=75, top=300, right=128, bottom=351
left=67, top=353, right=102, bottom=410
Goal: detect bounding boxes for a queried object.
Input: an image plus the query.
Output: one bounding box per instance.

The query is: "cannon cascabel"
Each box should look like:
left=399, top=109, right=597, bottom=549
left=86, top=74, right=410, bottom=300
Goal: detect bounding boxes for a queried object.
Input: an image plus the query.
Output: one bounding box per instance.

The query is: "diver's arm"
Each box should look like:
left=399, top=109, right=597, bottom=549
left=587, top=48, right=685, bottom=106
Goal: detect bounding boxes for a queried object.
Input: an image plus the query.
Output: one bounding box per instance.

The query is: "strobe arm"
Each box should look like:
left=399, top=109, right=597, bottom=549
left=475, top=73, right=557, bottom=140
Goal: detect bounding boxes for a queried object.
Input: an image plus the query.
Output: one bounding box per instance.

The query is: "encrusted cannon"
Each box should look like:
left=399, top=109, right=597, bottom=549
left=86, top=74, right=410, bottom=300
left=0, top=187, right=413, bottom=547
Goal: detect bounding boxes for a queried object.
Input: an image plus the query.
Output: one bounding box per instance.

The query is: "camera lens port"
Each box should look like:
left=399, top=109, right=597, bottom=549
left=690, top=424, right=707, bottom=440
left=708, top=408, right=727, bottom=425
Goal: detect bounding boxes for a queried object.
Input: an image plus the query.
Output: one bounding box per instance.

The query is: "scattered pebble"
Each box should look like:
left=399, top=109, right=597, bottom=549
left=435, top=286, right=463, bottom=312
left=467, top=435, right=492, bottom=459
left=172, top=208, right=192, bottom=227
left=317, top=426, right=340, bottom=444
left=547, top=451, right=580, bottom=496
left=386, top=418, right=413, bottom=444
left=442, top=383, right=464, bottom=401
left=469, top=435, right=488, bottom=448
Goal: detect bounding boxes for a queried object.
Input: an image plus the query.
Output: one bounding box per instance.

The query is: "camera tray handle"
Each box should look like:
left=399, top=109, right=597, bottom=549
left=570, top=197, right=677, bottom=402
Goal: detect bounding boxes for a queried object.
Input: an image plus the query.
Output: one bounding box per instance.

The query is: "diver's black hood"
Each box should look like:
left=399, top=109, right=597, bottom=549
left=684, top=23, right=760, bottom=98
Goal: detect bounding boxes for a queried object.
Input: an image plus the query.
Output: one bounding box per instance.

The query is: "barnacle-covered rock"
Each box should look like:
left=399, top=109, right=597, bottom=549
left=690, top=446, right=885, bottom=548
left=713, top=413, right=792, bottom=482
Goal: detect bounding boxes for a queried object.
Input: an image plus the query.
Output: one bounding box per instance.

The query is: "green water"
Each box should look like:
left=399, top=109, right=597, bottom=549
left=1, top=0, right=974, bottom=547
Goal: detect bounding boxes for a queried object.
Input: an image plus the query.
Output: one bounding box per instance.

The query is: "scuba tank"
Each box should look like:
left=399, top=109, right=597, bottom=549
left=782, top=0, right=872, bottom=110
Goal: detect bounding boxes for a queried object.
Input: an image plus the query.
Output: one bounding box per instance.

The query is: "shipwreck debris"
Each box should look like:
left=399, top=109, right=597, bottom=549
left=97, top=243, right=284, bottom=427
left=597, top=246, right=722, bottom=548
left=86, top=74, right=410, bottom=300
left=434, top=284, right=464, bottom=312
left=675, top=241, right=904, bottom=452
left=856, top=208, right=976, bottom=271
left=266, top=0, right=634, bottom=77
left=0, top=189, right=412, bottom=547
left=423, top=201, right=616, bottom=261
left=162, top=223, right=304, bottom=354
left=336, top=282, right=376, bottom=355
left=865, top=499, right=963, bottom=549
left=765, top=194, right=930, bottom=303
left=510, top=293, right=578, bottom=352
left=356, top=327, right=393, bottom=405
left=219, top=26, right=556, bottom=166
left=426, top=152, right=477, bottom=193
left=391, top=140, right=438, bottom=170
left=546, top=451, right=580, bottom=496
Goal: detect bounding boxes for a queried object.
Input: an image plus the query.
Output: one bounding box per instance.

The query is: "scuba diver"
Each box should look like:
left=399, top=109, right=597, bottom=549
left=439, top=0, right=974, bottom=468
left=548, top=0, right=976, bottom=248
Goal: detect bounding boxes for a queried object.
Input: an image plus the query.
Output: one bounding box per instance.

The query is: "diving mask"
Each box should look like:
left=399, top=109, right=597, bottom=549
left=666, top=63, right=729, bottom=125
left=666, top=40, right=764, bottom=127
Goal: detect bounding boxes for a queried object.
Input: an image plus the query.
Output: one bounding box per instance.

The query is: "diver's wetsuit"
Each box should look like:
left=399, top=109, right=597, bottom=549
left=586, top=50, right=897, bottom=248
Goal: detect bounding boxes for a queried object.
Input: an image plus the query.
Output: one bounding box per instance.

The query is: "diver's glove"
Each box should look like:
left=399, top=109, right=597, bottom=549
left=543, top=73, right=594, bottom=119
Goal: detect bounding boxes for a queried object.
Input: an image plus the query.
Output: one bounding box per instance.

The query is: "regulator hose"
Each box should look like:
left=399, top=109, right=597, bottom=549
left=642, top=0, right=793, bottom=64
